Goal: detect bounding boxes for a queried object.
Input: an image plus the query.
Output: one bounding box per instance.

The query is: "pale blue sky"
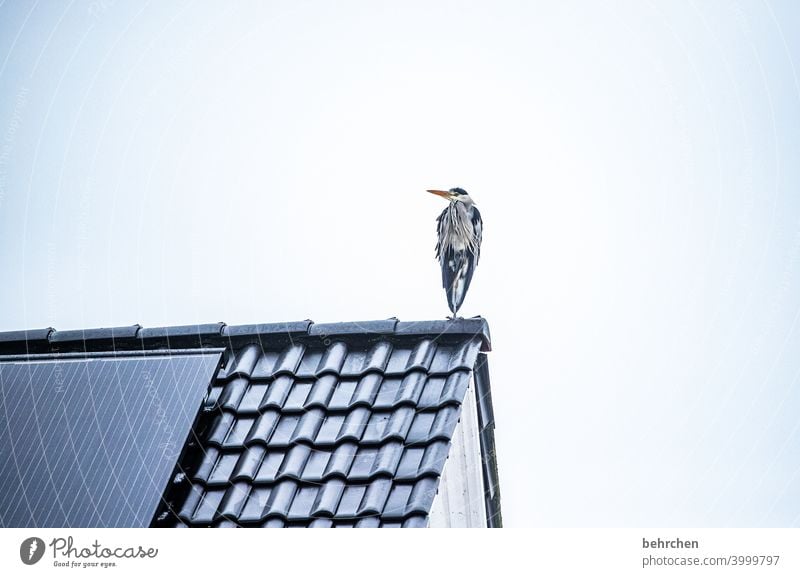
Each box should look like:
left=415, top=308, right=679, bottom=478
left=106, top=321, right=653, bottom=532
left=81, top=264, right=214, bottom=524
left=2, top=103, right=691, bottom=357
left=1, top=0, right=800, bottom=527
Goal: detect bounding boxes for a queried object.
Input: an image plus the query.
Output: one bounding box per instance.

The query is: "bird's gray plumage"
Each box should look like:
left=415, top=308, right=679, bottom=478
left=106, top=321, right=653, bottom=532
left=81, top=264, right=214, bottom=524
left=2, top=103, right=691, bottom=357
left=432, top=188, right=482, bottom=317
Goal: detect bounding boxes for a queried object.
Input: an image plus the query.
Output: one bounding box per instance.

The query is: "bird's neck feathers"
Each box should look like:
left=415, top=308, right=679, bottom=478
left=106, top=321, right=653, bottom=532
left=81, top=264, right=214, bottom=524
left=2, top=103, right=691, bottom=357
left=457, top=194, right=475, bottom=209
left=449, top=199, right=475, bottom=217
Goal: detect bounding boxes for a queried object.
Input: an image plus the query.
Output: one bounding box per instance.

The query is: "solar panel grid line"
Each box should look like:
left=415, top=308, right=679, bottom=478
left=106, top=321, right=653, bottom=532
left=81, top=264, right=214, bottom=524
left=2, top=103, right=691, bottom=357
left=43, top=361, right=81, bottom=525
left=58, top=359, right=120, bottom=526
left=102, top=358, right=151, bottom=527
left=0, top=365, right=30, bottom=525
left=14, top=360, right=80, bottom=525
left=41, top=359, right=119, bottom=526
left=9, top=365, right=77, bottom=518
left=120, top=357, right=178, bottom=526
left=81, top=359, right=128, bottom=526
left=0, top=363, right=27, bottom=523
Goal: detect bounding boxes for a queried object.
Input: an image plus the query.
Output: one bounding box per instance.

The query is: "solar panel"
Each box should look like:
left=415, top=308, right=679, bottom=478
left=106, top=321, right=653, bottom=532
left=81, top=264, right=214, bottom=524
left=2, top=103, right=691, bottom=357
left=0, top=352, right=221, bottom=527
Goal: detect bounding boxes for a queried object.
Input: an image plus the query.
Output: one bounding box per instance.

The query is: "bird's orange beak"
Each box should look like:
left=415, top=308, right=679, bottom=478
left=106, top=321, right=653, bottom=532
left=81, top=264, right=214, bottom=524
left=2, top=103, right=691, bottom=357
left=427, top=189, right=453, bottom=200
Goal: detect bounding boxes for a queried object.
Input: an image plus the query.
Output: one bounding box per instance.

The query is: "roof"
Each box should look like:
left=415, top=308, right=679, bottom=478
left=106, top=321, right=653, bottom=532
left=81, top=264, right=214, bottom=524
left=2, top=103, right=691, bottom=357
left=0, top=318, right=500, bottom=528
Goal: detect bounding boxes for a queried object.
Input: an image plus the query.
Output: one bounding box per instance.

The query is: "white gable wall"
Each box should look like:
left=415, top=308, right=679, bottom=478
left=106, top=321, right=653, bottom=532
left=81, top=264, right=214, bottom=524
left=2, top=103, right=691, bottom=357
left=428, top=376, right=488, bottom=527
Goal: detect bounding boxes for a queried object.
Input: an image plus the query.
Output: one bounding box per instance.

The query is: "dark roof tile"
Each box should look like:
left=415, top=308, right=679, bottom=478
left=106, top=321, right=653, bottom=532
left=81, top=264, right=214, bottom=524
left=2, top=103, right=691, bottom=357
left=223, top=321, right=312, bottom=339
left=327, top=378, right=359, bottom=411
left=264, top=480, right=298, bottom=518
left=265, top=415, right=300, bottom=447
left=277, top=445, right=312, bottom=480
left=228, top=344, right=261, bottom=378
left=49, top=324, right=141, bottom=344
left=429, top=337, right=483, bottom=373
left=407, top=477, right=438, bottom=515
left=394, top=372, right=427, bottom=406
left=192, top=489, right=225, bottom=524
left=357, top=478, right=393, bottom=516
left=381, top=406, right=416, bottom=441
left=177, top=484, right=205, bottom=521
left=244, top=410, right=281, bottom=446
left=348, top=447, right=379, bottom=481
left=310, top=479, right=345, bottom=517
left=336, top=407, right=371, bottom=443
left=218, top=482, right=250, bottom=519
left=361, top=341, right=394, bottom=374
left=218, top=377, right=249, bottom=412
left=192, top=447, right=220, bottom=483
left=254, top=343, right=305, bottom=378
left=315, top=341, right=348, bottom=375
left=239, top=487, right=271, bottom=522
left=373, top=376, right=403, bottom=409
left=308, top=319, right=398, bottom=337
left=295, top=349, right=323, bottom=378
left=323, top=442, right=357, bottom=478
left=381, top=521, right=402, bottom=528
left=371, top=441, right=404, bottom=477
left=262, top=517, right=286, bottom=528
left=419, top=441, right=450, bottom=477
left=385, top=347, right=412, bottom=374
left=429, top=406, right=461, bottom=440
left=301, top=448, right=330, bottom=482
left=315, top=414, right=346, bottom=446
left=406, top=412, right=436, bottom=445
left=305, top=374, right=338, bottom=408
left=309, top=518, right=334, bottom=528
left=406, top=339, right=437, bottom=371
left=207, top=413, right=235, bottom=447
left=283, top=381, right=313, bottom=411
left=258, top=376, right=294, bottom=410
left=213, top=519, right=239, bottom=528
left=224, top=417, right=254, bottom=448
left=287, top=486, right=318, bottom=521
left=356, top=517, right=381, bottom=528
left=231, top=446, right=266, bottom=481
left=336, top=485, right=367, bottom=518
left=395, top=447, right=425, bottom=481
left=237, top=383, right=268, bottom=414
left=291, top=408, right=325, bottom=444
left=402, top=515, right=428, bottom=528
left=383, top=484, right=413, bottom=519
left=142, top=323, right=224, bottom=339
left=255, top=450, right=286, bottom=483
left=208, top=453, right=239, bottom=486
left=350, top=373, right=383, bottom=407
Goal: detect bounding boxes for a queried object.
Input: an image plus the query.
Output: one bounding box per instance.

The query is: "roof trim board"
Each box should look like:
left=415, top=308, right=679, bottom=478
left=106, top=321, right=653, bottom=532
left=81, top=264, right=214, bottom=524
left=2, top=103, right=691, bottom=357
left=0, top=318, right=491, bottom=356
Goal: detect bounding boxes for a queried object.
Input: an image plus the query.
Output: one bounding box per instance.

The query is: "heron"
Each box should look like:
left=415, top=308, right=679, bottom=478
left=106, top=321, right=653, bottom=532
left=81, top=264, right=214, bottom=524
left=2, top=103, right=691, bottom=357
left=427, top=187, right=483, bottom=318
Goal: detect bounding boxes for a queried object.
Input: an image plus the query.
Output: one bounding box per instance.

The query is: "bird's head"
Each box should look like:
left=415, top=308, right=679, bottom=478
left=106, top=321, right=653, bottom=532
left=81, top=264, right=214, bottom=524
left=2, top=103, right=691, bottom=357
left=427, top=187, right=475, bottom=207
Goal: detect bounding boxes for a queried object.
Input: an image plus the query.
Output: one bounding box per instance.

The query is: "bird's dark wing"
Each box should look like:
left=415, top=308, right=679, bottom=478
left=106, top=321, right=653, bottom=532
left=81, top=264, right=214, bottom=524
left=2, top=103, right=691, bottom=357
left=434, top=207, right=446, bottom=260
left=441, top=246, right=476, bottom=315
left=472, top=206, right=483, bottom=265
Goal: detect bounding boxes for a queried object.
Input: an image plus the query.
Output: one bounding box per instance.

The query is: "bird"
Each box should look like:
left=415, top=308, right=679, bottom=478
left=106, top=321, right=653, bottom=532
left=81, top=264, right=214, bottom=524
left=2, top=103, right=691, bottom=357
left=427, top=187, right=483, bottom=318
